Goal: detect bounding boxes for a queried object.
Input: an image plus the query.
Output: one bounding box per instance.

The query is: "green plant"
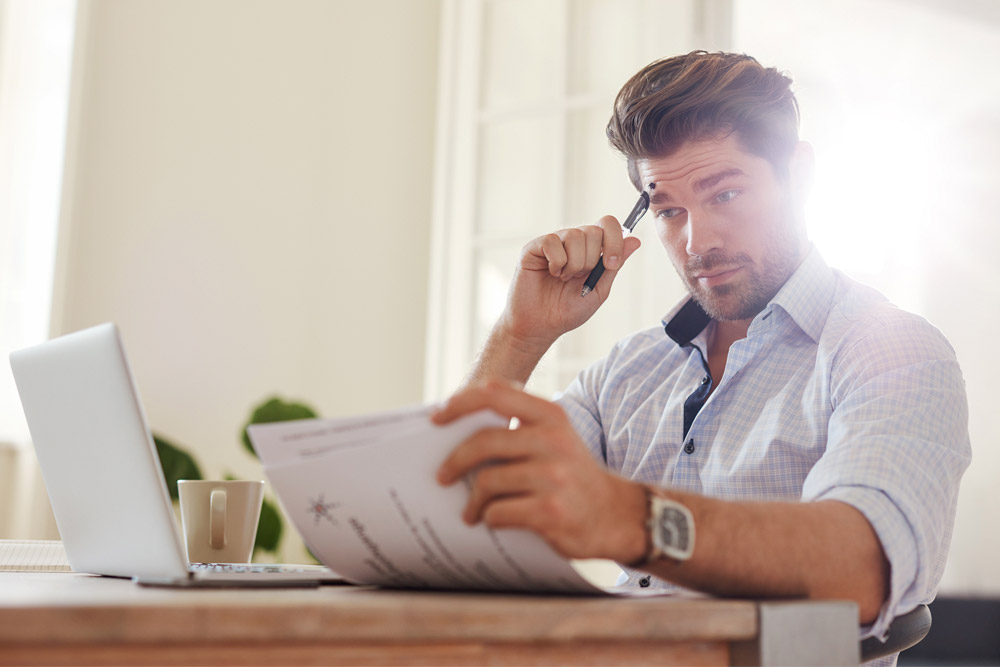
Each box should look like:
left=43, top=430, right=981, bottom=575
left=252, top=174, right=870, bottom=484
left=241, top=397, right=318, bottom=456
left=241, top=396, right=320, bottom=558
left=154, top=434, right=203, bottom=500
left=152, top=396, right=317, bottom=560
left=153, top=394, right=316, bottom=559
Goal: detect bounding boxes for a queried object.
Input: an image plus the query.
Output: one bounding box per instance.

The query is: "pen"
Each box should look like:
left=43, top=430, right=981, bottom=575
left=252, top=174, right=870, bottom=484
left=580, top=183, right=655, bottom=297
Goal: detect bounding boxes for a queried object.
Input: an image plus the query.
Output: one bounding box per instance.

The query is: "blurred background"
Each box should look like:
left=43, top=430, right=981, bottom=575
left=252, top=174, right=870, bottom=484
left=0, top=1, right=996, bottom=660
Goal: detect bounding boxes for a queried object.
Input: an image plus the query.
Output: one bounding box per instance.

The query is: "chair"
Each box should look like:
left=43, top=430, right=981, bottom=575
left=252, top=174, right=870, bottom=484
left=860, top=604, right=932, bottom=662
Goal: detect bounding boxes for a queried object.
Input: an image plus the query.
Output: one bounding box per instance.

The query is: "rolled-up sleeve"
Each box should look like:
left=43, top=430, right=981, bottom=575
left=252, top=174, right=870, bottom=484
left=802, top=316, right=971, bottom=640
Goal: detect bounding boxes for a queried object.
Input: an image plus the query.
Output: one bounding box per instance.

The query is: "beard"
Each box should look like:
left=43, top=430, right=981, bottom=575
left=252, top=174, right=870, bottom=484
left=679, top=213, right=805, bottom=322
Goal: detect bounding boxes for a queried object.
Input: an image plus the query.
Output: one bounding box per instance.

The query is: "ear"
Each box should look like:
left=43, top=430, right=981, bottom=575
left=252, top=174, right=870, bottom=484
left=788, top=141, right=815, bottom=208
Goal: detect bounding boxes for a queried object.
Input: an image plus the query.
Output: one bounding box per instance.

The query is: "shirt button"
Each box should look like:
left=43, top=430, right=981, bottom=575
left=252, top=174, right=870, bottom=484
left=700, top=376, right=710, bottom=385
left=684, top=440, right=695, bottom=454
left=639, top=576, right=651, bottom=588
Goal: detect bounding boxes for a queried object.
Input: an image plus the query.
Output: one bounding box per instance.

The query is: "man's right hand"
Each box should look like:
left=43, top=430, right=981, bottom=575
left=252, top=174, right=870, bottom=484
left=464, top=215, right=642, bottom=387
left=500, top=215, right=643, bottom=350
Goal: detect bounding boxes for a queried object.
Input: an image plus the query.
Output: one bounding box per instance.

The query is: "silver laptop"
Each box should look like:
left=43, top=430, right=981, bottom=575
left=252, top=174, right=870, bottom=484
left=9, top=322, right=342, bottom=587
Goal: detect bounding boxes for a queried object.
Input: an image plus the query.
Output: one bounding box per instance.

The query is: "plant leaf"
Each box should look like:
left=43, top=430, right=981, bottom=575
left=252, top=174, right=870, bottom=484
left=153, top=434, right=203, bottom=501
left=240, top=396, right=317, bottom=557
left=254, top=496, right=283, bottom=555
left=241, top=396, right=318, bottom=457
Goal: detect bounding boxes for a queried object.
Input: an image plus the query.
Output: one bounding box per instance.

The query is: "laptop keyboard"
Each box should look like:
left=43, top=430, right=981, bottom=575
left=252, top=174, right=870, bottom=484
left=188, top=562, right=321, bottom=575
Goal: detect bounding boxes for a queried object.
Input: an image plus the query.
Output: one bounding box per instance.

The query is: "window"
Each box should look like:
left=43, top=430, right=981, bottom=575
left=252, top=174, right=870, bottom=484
left=0, top=0, right=78, bottom=446
left=426, top=0, right=732, bottom=400
left=0, top=0, right=77, bottom=539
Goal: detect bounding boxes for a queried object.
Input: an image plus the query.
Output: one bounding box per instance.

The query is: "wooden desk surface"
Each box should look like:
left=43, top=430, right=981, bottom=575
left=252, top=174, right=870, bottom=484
left=0, top=572, right=859, bottom=666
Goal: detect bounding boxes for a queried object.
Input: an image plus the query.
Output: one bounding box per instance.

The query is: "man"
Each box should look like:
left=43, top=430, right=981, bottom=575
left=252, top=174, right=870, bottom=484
left=432, top=51, right=970, bottom=653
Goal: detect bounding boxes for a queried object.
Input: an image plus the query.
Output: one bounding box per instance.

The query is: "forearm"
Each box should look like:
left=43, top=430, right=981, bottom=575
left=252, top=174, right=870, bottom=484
left=464, top=319, right=555, bottom=387
left=435, top=383, right=888, bottom=624
left=633, top=490, right=890, bottom=624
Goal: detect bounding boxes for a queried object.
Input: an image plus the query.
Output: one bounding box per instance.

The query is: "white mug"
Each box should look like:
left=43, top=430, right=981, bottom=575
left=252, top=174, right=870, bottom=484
left=177, top=480, right=264, bottom=563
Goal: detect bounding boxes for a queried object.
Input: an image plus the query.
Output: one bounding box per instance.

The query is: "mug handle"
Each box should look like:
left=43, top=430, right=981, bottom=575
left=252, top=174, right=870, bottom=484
left=210, top=488, right=227, bottom=549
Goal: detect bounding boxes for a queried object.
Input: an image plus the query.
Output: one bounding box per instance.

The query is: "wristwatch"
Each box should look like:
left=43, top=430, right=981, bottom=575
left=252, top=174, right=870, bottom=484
left=635, top=487, right=695, bottom=565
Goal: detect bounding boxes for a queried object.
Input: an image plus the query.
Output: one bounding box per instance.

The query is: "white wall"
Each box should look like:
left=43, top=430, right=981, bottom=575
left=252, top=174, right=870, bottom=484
left=53, top=0, right=440, bottom=555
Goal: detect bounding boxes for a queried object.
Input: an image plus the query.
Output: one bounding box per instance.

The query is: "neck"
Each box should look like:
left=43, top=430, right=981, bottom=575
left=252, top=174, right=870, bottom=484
left=709, top=318, right=752, bottom=355
left=704, top=317, right=751, bottom=388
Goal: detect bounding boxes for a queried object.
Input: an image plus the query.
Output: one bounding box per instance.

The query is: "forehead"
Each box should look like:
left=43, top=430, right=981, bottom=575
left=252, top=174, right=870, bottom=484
left=637, top=134, right=772, bottom=193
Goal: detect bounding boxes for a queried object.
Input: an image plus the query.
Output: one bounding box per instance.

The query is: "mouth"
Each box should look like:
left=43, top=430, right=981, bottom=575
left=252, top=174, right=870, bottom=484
left=692, top=266, right=742, bottom=288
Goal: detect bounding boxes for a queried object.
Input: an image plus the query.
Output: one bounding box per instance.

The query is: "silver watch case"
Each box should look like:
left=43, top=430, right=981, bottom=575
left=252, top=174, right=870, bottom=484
left=649, top=495, right=695, bottom=562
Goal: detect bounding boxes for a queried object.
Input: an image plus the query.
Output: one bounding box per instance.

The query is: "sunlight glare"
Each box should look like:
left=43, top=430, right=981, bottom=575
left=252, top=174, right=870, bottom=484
left=806, top=109, right=935, bottom=312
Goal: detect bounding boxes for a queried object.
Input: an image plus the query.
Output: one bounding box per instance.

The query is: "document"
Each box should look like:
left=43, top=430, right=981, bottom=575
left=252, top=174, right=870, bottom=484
left=248, top=405, right=636, bottom=594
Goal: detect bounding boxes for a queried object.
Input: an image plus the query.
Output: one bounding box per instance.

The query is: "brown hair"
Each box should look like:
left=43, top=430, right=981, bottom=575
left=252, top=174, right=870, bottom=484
left=606, top=51, right=799, bottom=189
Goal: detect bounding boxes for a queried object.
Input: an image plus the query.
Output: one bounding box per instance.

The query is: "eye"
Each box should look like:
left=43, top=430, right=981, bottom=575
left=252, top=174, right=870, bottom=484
left=656, top=207, right=685, bottom=220
left=715, top=189, right=740, bottom=204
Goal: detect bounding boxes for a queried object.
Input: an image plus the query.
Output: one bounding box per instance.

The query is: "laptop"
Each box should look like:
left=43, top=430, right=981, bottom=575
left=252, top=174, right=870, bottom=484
left=9, top=322, right=343, bottom=587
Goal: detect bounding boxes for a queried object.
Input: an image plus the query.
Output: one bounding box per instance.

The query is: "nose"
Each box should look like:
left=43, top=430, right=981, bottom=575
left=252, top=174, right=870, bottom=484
left=684, top=211, right=723, bottom=257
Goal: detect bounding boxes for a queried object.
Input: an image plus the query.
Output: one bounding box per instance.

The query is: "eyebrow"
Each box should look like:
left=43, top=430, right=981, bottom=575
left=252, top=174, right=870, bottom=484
left=649, top=168, right=746, bottom=205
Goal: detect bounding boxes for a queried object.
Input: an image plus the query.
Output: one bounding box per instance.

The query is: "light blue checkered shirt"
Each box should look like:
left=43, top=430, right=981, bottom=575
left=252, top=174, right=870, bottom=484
left=556, top=246, right=971, bottom=646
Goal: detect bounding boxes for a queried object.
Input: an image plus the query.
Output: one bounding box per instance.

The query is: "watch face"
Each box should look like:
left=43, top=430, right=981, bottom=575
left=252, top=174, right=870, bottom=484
left=657, top=506, right=692, bottom=553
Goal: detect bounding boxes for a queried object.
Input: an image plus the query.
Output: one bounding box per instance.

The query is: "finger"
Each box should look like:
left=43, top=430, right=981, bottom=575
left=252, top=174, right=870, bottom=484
left=463, top=461, right=541, bottom=524
left=596, top=215, right=624, bottom=270
left=437, top=413, right=571, bottom=488
left=530, top=233, right=569, bottom=277
left=479, top=496, right=538, bottom=531
left=622, top=235, right=642, bottom=262
left=481, top=495, right=601, bottom=561
left=437, top=425, right=532, bottom=486
left=431, top=380, right=562, bottom=427
left=594, top=236, right=642, bottom=295
left=478, top=496, right=563, bottom=554
left=556, top=227, right=591, bottom=279
left=579, top=225, right=605, bottom=279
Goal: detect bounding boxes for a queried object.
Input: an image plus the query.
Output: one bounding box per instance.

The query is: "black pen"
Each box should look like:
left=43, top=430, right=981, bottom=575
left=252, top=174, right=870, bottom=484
left=580, top=183, right=655, bottom=297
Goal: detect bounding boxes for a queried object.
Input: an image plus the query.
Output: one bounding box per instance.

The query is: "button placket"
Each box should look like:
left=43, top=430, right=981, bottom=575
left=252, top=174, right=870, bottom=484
left=681, top=345, right=713, bottom=439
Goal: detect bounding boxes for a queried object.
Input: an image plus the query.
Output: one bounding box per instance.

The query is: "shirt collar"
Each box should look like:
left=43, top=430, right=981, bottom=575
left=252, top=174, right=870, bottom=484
left=768, top=245, right=836, bottom=344
left=662, top=245, right=836, bottom=346
left=662, top=298, right=711, bottom=346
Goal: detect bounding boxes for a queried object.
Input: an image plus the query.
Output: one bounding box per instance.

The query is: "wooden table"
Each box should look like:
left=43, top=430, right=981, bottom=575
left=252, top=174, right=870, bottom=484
left=0, top=572, right=860, bottom=666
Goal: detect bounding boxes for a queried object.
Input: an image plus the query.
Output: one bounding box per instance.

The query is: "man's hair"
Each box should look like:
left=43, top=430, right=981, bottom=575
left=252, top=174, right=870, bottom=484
left=606, top=51, right=799, bottom=189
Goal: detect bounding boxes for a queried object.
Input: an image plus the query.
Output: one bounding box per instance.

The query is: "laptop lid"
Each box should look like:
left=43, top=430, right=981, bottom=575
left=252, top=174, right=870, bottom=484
left=9, top=323, right=191, bottom=580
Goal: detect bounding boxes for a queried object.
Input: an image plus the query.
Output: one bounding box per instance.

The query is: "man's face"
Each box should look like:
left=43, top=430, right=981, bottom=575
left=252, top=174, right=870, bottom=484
left=637, top=134, right=808, bottom=322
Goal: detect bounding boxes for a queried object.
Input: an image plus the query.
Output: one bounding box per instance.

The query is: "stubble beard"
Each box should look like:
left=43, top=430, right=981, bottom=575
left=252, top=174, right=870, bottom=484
left=680, top=213, right=804, bottom=322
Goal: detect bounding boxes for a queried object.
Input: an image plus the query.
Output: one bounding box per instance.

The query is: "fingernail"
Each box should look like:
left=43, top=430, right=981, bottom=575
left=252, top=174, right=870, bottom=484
left=606, top=255, right=619, bottom=269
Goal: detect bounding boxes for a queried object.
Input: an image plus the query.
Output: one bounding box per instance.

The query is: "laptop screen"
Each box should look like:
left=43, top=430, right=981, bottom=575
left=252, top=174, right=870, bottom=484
left=10, top=323, right=190, bottom=580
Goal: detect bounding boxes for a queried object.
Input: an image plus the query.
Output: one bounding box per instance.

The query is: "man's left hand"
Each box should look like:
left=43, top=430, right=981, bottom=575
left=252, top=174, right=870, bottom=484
left=433, top=380, right=647, bottom=563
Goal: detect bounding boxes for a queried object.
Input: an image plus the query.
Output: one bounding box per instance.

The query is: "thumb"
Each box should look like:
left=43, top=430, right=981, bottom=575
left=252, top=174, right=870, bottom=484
left=595, top=237, right=641, bottom=295
left=621, top=236, right=641, bottom=264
